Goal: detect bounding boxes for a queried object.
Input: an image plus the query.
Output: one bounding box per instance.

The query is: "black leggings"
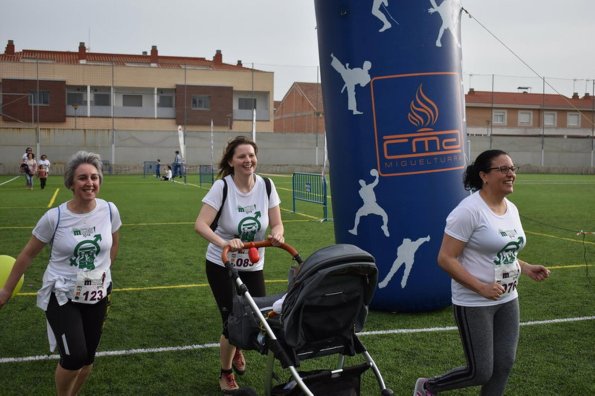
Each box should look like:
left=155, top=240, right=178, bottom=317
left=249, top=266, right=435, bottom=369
left=45, top=288, right=111, bottom=370
left=205, top=260, right=265, bottom=338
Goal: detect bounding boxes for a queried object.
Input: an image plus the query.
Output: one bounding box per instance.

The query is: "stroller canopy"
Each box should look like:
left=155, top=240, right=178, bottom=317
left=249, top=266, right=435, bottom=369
left=281, top=244, right=378, bottom=349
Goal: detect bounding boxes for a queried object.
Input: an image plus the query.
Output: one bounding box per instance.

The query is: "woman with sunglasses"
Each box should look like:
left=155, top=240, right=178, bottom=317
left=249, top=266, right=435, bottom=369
left=414, top=149, right=550, bottom=396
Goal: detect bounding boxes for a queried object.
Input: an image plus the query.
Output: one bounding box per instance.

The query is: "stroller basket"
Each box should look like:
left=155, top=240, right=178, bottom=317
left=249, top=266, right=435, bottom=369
left=271, top=363, right=369, bottom=396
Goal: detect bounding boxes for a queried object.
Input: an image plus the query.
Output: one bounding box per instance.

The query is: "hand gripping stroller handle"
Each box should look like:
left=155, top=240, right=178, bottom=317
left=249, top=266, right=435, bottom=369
left=221, top=240, right=301, bottom=266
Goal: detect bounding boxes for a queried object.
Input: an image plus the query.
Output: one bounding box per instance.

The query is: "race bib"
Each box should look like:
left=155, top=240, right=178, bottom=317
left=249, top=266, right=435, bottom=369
left=495, top=261, right=520, bottom=295
left=229, top=250, right=254, bottom=268
left=73, top=268, right=107, bottom=304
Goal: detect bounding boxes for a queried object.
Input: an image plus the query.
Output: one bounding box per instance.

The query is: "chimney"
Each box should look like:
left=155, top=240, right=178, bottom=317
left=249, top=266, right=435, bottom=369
left=5, top=39, right=15, bottom=55
left=213, top=49, right=222, bottom=64
left=572, top=92, right=579, bottom=99
left=237, top=60, right=243, bottom=67
left=150, top=45, right=158, bottom=64
left=468, top=88, right=475, bottom=94
left=583, top=92, right=591, bottom=99
left=78, top=42, right=87, bottom=61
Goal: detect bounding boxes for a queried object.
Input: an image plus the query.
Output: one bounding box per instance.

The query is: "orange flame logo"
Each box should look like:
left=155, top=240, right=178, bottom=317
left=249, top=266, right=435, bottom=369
left=407, top=84, right=439, bottom=131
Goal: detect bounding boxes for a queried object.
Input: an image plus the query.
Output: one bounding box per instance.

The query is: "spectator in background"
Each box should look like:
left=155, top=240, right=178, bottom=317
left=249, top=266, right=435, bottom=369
left=155, top=159, right=161, bottom=179
left=161, top=165, right=173, bottom=181
left=24, top=152, right=37, bottom=190
left=38, top=154, right=51, bottom=175
left=22, top=146, right=33, bottom=163
left=172, top=150, right=183, bottom=178
left=37, top=164, right=48, bottom=190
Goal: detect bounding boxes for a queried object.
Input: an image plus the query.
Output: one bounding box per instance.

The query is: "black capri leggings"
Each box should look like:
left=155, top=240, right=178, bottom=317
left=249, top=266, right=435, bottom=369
left=45, top=286, right=111, bottom=370
left=205, top=260, right=265, bottom=338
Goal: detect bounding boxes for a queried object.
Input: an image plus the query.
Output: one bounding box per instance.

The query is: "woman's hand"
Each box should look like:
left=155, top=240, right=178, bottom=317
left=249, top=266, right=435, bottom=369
left=521, top=262, right=551, bottom=281
left=479, top=282, right=506, bottom=301
left=267, top=233, right=284, bottom=246
left=225, top=238, right=245, bottom=251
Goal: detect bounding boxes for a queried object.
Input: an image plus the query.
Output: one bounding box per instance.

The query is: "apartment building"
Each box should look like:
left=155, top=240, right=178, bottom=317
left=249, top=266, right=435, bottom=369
left=0, top=40, right=274, bottom=133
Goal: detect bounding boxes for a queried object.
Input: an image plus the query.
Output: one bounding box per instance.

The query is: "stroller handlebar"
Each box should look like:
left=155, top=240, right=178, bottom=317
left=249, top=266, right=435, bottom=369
left=221, top=240, right=300, bottom=265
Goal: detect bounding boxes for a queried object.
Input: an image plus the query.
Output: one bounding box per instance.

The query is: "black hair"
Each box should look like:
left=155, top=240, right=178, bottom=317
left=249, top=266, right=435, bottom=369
left=463, top=149, right=508, bottom=191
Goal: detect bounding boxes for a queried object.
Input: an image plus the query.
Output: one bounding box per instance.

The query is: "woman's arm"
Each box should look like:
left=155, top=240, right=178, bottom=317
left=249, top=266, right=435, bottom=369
left=194, top=203, right=241, bottom=249
left=0, top=236, right=45, bottom=307
left=437, top=233, right=504, bottom=300
left=110, top=231, right=120, bottom=266
left=267, top=205, right=284, bottom=245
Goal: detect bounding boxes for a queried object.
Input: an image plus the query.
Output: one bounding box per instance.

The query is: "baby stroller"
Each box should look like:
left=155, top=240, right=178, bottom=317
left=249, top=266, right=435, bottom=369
left=223, top=241, right=394, bottom=396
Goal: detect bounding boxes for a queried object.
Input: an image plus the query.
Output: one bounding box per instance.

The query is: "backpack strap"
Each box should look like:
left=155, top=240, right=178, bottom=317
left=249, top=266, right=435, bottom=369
left=210, top=176, right=271, bottom=232
left=263, top=176, right=271, bottom=199
left=49, top=206, right=61, bottom=259
left=210, top=179, right=228, bottom=231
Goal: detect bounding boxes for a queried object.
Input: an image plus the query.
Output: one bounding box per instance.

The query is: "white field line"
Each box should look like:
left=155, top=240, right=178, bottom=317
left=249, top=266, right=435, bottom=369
left=2, top=315, right=593, bottom=364
left=0, top=176, right=20, bottom=186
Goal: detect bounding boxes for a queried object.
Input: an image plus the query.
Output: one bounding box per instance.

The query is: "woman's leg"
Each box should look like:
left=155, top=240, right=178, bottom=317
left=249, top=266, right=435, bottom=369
left=480, top=299, right=520, bottom=396
left=426, top=304, right=497, bottom=393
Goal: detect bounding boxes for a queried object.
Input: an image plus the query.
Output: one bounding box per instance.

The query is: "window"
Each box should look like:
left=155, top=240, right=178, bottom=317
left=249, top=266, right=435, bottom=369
left=492, top=110, right=507, bottom=126
left=28, top=91, right=49, bottom=106
left=567, top=112, right=580, bottom=128
left=192, top=95, right=210, bottom=110
left=518, top=111, right=532, bottom=126
left=94, top=92, right=111, bottom=106
left=544, top=111, right=557, bottom=127
left=123, top=94, right=143, bottom=107
left=238, top=97, right=256, bottom=110
left=158, top=95, right=174, bottom=108
left=67, top=92, right=84, bottom=106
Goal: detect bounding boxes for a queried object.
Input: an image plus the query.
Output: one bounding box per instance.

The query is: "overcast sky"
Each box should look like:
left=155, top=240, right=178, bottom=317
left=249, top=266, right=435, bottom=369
left=1, top=0, right=594, bottom=100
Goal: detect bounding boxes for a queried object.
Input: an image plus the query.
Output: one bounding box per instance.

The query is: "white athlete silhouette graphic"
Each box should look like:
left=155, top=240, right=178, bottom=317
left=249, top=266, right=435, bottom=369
left=349, top=169, right=389, bottom=237
left=428, top=0, right=461, bottom=48
left=378, top=235, right=431, bottom=289
left=371, top=0, right=398, bottom=32
left=330, top=53, right=372, bottom=115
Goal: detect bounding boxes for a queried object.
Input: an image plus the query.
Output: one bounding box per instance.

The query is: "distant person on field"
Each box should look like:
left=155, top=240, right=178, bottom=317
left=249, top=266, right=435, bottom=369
left=155, top=159, right=161, bottom=179
left=0, top=151, right=121, bottom=396
left=194, top=135, right=285, bottom=393
left=413, top=149, right=551, bottom=396
left=161, top=165, right=172, bottom=181
left=172, top=150, right=183, bottom=178
left=24, top=152, right=37, bottom=190
left=37, top=164, right=48, bottom=190
left=22, top=146, right=33, bottom=163
left=38, top=154, right=51, bottom=175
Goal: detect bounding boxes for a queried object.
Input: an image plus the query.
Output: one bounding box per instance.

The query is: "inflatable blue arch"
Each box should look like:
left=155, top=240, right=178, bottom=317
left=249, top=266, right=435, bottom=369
left=314, top=0, right=468, bottom=312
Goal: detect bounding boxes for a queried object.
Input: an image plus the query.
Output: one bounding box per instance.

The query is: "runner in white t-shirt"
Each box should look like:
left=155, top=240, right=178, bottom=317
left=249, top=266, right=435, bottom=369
left=0, top=151, right=121, bottom=396
left=194, top=136, right=284, bottom=393
left=414, top=150, right=550, bottom=396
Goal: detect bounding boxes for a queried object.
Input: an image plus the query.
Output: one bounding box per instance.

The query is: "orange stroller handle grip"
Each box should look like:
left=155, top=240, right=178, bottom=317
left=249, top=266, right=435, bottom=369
left=221, top=240, right=300, bottom=264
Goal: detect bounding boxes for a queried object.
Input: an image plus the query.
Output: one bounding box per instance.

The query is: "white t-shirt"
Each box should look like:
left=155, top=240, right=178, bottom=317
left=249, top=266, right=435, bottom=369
left=445, top=192, right=525, bottom=307
left=203, top=174, right=281, bottom=271
left=38, top=158, right=51, bottom=173
left=33, top=199, right=122, bottom=310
